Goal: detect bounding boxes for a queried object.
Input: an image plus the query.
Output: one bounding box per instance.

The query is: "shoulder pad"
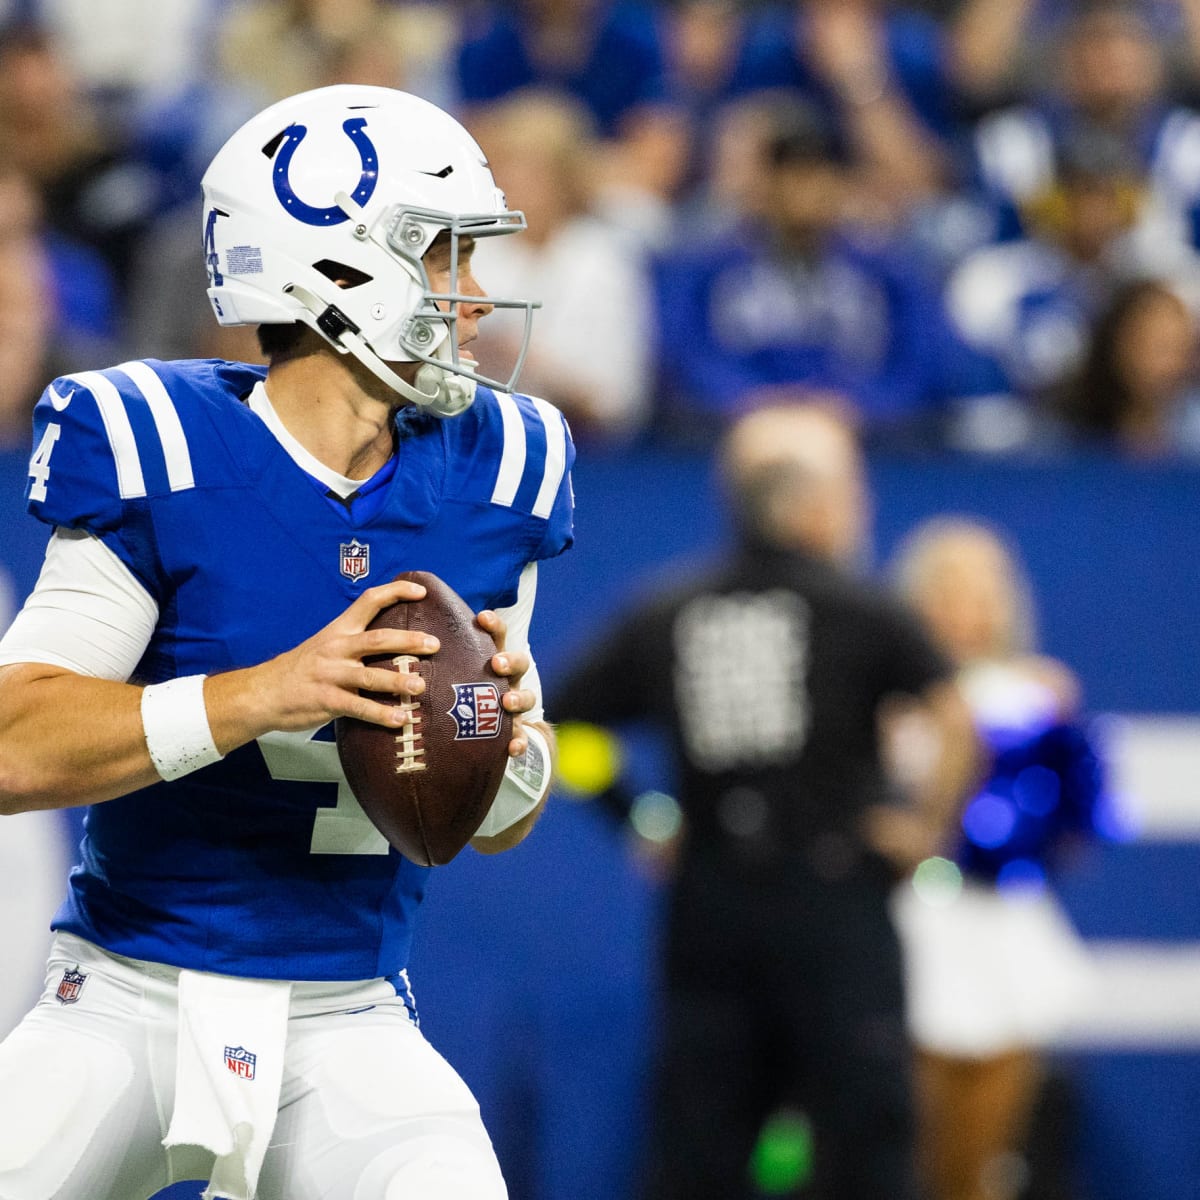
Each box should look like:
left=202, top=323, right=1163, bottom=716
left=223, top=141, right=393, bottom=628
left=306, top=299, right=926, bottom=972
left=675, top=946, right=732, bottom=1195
left=443, top=389, right=575, bottom=557
left=25, top=359, right=220, bottom=530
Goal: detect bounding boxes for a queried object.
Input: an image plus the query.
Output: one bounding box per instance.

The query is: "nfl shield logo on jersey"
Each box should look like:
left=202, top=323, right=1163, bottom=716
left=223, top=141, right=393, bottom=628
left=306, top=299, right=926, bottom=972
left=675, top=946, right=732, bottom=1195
left=224, top=1046, right=257, bottom=1080
left=55, top=967, right=87, bottom=1004
left=339, top=539, right=370, bottom=581
left=448, top=683, right=503, bottom=740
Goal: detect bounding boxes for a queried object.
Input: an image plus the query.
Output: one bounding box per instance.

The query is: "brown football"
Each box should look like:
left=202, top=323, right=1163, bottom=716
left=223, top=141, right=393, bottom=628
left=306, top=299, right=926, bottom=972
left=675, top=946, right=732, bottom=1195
left=335, top=570, right=512, bottom=866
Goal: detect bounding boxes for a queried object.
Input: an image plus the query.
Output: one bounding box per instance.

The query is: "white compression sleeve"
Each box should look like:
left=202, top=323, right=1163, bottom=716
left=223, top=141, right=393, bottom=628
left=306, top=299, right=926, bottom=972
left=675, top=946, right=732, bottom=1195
left=0, top=528, right=158, bottom=680
left=491, top=562, right=544, bottom=723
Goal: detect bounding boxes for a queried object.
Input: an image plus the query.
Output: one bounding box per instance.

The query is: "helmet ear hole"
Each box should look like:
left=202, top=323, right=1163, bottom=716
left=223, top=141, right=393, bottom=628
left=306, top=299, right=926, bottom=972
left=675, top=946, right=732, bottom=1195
left=312, top=259, right=373, bottom=289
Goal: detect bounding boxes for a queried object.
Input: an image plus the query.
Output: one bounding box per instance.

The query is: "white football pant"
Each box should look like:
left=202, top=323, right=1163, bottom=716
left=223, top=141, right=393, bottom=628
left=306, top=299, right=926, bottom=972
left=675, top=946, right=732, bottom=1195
left=0, top=933, right=507, bottom=1200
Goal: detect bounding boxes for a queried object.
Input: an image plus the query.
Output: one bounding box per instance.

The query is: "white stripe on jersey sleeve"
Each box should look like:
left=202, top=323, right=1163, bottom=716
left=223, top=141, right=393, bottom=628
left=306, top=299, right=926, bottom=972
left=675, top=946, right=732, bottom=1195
left=116, top=361, right=195, bottom=492
left=0, top=528, right=159, bottom=680
left=530, top=398, right=567, bottom=520
left=492, top=562, right=544, bottom=724
left=490, top=391, right=528, bottom=508
left=69, top=370, right=147, bottom=499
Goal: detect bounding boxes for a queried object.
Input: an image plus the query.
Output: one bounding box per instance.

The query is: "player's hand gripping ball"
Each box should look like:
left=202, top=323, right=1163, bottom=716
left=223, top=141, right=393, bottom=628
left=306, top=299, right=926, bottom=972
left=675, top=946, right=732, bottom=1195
left=335, top=571, right=513, bottom=865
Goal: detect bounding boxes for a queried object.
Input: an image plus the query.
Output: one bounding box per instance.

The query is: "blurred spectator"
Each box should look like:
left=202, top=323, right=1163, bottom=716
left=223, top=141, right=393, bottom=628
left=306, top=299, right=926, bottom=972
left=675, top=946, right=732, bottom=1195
left=972, top=2, right=1200, bottom=248
left=468, top=90, right=654, bottom=442
left=553, top=403, right=979, bottom=1200
left=676, top=90, right=793, bottom=238
left=219, top=0, right=459, bottom=110
left=944, top=126, right=1200, bottom=450
left=0, top=169, right=52, bottom=446
left=654, top=100, right=957, bottom=441
left=23, top=2, right=254, bottom=223
left=888, top=517, right=1105, bottom=1200
left=948, top=0, right=1040, bottom=105
left=456, top=0, right=667, bottom=134
left=915, top=0, right=963, bottom=13
left=456, top=0, right=689, bottom=247
left=1179, top=0, right=1200, bottom=80
left=32, top=0, right=218, bottom=118
left=0, top=167, right=117, bottom=446
left=0, top=24, right=159, bottom=294
left=1054, top=277, right=1200, bottom=457
left=658, top=0, right=750, bottom=200
left=730, top=0, right=955, bottom=209
left=956, top=0, right=1200, bottom=103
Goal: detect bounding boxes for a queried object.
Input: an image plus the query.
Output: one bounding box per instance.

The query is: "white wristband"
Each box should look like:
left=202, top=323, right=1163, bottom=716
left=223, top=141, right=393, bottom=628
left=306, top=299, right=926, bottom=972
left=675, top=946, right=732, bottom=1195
left=141, top=675, right=223, bottom=782
left=475, top=725, right=552, bottom=838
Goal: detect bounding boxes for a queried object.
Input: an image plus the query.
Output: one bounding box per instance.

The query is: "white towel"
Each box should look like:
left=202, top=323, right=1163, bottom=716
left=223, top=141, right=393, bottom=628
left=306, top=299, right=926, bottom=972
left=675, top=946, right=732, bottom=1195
left=163, top=970, right=292, bottom=1200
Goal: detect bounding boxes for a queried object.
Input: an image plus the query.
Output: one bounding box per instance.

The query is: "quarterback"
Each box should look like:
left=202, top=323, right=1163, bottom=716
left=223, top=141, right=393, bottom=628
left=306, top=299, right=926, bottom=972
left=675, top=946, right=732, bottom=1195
left=0, top=86, right=573, bottom=1200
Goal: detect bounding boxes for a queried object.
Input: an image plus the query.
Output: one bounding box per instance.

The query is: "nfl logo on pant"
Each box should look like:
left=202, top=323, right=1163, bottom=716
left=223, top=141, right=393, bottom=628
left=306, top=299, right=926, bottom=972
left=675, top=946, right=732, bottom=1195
left=55, top=967, right=87, bottom=1004
left=224, top=1046, right=257, bottom=1080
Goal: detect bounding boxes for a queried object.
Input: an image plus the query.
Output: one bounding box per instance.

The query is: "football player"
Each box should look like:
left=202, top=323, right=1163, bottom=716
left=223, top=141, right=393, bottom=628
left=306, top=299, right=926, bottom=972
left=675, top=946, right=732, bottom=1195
left=0, top=85, right=572, bottom=1200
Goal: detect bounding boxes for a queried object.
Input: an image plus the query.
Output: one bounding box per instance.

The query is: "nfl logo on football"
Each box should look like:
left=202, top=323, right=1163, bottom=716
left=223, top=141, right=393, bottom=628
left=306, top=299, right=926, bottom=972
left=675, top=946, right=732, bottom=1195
left=224, top=1045, right=257, bottom=1080
left=55, top=967, right=87, bottom=1005
left=449, top=682, right=502, bottom=740
left=339, top=539, right=370, bottom=581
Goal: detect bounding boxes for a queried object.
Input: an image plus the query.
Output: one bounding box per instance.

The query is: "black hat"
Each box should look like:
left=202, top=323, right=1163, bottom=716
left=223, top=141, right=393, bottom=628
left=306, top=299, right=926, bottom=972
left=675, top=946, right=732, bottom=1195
left=766, top=100, right=839, bottom=168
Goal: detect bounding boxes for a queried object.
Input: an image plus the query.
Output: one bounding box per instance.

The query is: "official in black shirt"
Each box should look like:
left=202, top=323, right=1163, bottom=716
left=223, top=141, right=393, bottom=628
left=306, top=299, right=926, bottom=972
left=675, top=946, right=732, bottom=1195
left=553, top=402, right=979, bottom=1200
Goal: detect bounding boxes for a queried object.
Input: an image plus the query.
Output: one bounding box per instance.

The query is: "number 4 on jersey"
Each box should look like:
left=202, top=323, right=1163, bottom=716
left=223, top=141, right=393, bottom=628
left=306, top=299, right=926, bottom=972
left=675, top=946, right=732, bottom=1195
left=258, top=727, right=389, bottom=855
left=28, top=423, right=61, bottom=503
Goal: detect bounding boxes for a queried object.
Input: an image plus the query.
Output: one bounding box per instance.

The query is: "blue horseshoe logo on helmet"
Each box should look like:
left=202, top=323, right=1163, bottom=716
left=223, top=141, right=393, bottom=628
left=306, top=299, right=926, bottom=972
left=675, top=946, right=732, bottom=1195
left=272, top=117, right=379, bottom=226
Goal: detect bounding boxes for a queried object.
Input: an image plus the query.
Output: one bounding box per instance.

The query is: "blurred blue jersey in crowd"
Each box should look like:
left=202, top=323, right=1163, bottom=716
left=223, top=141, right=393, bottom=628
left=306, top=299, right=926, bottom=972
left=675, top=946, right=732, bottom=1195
left=457, top=1, right=669, bottom=136
left=654, top=227, right=957, bottom=428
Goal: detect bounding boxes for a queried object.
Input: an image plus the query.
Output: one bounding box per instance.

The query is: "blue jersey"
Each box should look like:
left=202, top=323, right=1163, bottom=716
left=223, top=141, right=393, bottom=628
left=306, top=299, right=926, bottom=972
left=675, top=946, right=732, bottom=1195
left=731, top=8, right=958, bottom=146
left=24, top=358, right=575, bottom=982
left=456, top=2, right=669, bottom=138
left=653, top=229, right=953, bottom=426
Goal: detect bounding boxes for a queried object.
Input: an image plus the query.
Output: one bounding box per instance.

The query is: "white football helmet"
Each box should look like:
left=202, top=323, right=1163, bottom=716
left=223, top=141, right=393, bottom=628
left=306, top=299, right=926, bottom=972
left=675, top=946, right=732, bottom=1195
left=201, top=85, right=537, bottom=416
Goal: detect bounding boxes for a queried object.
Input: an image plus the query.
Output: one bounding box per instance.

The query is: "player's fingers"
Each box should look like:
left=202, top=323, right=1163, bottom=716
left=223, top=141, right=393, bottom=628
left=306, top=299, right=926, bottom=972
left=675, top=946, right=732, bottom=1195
left=347, top=692, right=421, bottom=729
left=337, top=580, right=427, bottom=631
left=491, top=647, right=530, bottom=681
left=502, top=686, right=535, bottom=714
left=351, top=628, right=440, bottom=658
left=356, top=663, right=426, bottom=697
left=504, top=712, right=527, bottom=758
left=475, top=609, right=507, bottom=651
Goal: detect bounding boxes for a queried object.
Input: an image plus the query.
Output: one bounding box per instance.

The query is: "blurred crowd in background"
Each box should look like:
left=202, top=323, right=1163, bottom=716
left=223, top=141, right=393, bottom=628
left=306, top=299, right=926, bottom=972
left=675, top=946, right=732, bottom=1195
left=4, top=0, right=1200, bottom=459
left=0, top=5, right=1195, bottom=1199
